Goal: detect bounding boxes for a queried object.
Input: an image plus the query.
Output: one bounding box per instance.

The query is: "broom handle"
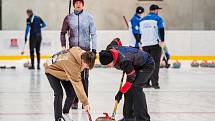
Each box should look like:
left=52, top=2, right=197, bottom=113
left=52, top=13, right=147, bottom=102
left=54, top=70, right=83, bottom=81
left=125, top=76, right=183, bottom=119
left=87, top=111, right=92, bottom=121
left=113, top=100, right=119, bottom=115
left=119, top=72, right=125, bottom=90
left=161, top=46, right=169, bottom=68
left=123, top=16, right=129, bottom=28
left=69, top=0, right=72, bottom=14
left=161, top=46, right=167, bottom=61
left=112, top=72, right=125, bottom=118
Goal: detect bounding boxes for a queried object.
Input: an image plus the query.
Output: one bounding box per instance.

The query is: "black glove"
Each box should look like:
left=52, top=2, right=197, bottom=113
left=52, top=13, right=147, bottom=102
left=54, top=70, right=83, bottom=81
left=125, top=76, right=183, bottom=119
left=92, top=49, right=97, bottom=55
left=115, top=91, right=123, bottom=102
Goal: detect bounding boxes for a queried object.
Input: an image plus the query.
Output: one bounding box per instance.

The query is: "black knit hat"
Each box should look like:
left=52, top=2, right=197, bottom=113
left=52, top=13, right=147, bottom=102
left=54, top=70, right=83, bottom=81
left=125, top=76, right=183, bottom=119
left=73, top=0, right=84, bottom=6
left=106, top=38, right=122, bottom=50
left=99, top=50, right=113, bottom=65
left=136, top=6, right=144, bottom=14
left=150, top=4, right=162, bottom=11
left=26, top=9, right=33, bottom=14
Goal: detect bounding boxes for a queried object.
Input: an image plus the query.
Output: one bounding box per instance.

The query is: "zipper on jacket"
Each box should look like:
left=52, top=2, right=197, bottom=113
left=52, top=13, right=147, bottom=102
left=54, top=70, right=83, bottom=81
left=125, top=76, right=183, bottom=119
left=78, top=14, right=80, bottom=46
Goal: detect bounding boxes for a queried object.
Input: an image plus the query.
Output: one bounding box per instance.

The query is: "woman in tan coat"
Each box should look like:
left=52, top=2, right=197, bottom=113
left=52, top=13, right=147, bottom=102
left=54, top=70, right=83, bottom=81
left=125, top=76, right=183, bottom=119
left=44, top=47, right=96, bottom=121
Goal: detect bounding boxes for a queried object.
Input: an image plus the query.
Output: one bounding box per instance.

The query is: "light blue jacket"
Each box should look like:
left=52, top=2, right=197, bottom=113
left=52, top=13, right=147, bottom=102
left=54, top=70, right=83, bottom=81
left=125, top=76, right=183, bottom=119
left=60, top=11, right=97, bottom=51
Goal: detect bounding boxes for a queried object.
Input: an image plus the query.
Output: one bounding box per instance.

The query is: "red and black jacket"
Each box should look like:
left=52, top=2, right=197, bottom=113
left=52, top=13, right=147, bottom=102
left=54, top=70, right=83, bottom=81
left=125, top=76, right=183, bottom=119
left=109, top=46, right=154, bottom=94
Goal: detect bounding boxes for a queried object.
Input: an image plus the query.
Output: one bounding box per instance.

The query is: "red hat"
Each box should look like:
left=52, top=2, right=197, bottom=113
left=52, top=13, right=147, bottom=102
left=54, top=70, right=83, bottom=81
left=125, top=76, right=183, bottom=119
left=73, top=0, right=84, bottom=6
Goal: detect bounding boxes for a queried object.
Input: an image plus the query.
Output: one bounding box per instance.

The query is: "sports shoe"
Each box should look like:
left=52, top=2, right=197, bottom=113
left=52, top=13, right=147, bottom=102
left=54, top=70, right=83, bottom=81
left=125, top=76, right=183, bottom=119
left=62, top=113, right=73, bottom=121
left=153, top=85, right=160, bottom=89
left=58, top=117, right=65, bottom=121
left=28, top=66, right=35, bottom=70
left=143, top=84, right=152, bottom=88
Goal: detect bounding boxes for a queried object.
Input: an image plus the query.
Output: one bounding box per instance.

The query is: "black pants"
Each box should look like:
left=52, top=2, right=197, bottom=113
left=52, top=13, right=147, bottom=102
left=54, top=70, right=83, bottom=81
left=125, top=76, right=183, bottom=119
left=46, top=73, right=75, bottom=121
left=73, top=69, right=89, bottom=104
left=29, top=35, right=41, bottom=68
left=142, top=44, right=161, bottom=86
left=123, top=64, right=154, bottom=121
left=133, top=34, right=141, bottom=49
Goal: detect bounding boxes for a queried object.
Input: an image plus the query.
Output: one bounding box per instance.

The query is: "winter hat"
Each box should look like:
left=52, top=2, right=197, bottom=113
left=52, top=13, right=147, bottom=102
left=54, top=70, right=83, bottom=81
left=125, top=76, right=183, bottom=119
left=26, top=9, right=33, bottom=14
left=73, top=0, right=84, bottom=6
left=136, top=6, right=144, bottom=14
left=150, top=4, right=162, bottom=11
left=99, top=50, right=113, bottom=65
left=106, top=38, right=122, bottom=50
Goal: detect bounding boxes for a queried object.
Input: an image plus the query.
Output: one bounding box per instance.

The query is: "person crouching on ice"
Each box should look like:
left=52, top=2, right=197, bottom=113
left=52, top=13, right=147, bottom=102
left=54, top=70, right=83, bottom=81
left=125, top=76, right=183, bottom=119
left=44, top=47, right=96, bottom=121
left=99, top=46, right=155, bottom=121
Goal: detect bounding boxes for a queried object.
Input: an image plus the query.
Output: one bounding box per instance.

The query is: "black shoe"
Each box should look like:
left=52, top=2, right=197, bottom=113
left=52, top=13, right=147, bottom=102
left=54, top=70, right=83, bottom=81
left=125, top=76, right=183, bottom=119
left=57, top=117, right=65, bottom=121
left=143, top=84, right=152, bottom=88
left=166, top=64, right=171, bottom=68
left=71, top=103, right=78, bottom=109
left=37, top=66, right=40, bottom=70
left=153, top=85, right=160, bottom=89
left=28, top=66, right=35, bottom=70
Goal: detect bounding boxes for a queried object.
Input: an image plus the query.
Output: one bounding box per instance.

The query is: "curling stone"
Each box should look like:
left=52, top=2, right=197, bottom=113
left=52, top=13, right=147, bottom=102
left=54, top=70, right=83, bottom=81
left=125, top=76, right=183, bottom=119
left=9, top=66, right=16, bottom=69
left=172, top=61, right=181, bottom=69
left=208, top=61, right=215, bottom=68
left=191, top=60, right=200, bottom=67
left=23, top=61, right=31, bottom=68
left=200, top=60, right=209, bottom=67
left=95, top=113, right=115, bottom=121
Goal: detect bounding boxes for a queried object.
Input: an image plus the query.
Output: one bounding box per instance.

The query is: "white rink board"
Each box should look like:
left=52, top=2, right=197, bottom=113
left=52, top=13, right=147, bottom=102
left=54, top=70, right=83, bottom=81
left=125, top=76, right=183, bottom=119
left=0, top=30, right=215, bottom=56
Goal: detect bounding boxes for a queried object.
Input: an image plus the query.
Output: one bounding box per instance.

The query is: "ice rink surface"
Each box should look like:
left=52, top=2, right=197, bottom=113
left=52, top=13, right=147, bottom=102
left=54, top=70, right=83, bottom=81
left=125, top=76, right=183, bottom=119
left=0, top=61, right=215, bottom=121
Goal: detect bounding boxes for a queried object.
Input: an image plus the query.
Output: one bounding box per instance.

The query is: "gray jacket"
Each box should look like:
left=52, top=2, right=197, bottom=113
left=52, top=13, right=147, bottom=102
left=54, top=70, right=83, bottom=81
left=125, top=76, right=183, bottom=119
left=60, top=11, right=97, bottom=51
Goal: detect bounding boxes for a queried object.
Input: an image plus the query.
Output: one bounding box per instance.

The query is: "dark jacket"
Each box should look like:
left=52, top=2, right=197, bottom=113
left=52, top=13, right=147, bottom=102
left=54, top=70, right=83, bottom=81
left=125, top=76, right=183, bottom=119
left=109, top=46, right=154, bottom=93
left=25, top=15, right=46, bottom=40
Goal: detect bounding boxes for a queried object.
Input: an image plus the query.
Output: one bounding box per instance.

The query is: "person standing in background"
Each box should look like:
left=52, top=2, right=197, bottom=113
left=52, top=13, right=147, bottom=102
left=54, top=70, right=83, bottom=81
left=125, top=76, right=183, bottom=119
left=22, top=9, right=46, bottom=70
left=140, top=4, right=165, bottom=89
left=128, top=6, right=144, bottom=49
left=60, top=0, right=97, bottom=109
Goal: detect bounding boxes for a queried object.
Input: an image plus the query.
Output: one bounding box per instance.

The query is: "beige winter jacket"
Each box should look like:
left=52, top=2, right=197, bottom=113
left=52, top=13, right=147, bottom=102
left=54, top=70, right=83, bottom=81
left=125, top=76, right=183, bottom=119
left=44, top=47, right=89, bottom=106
